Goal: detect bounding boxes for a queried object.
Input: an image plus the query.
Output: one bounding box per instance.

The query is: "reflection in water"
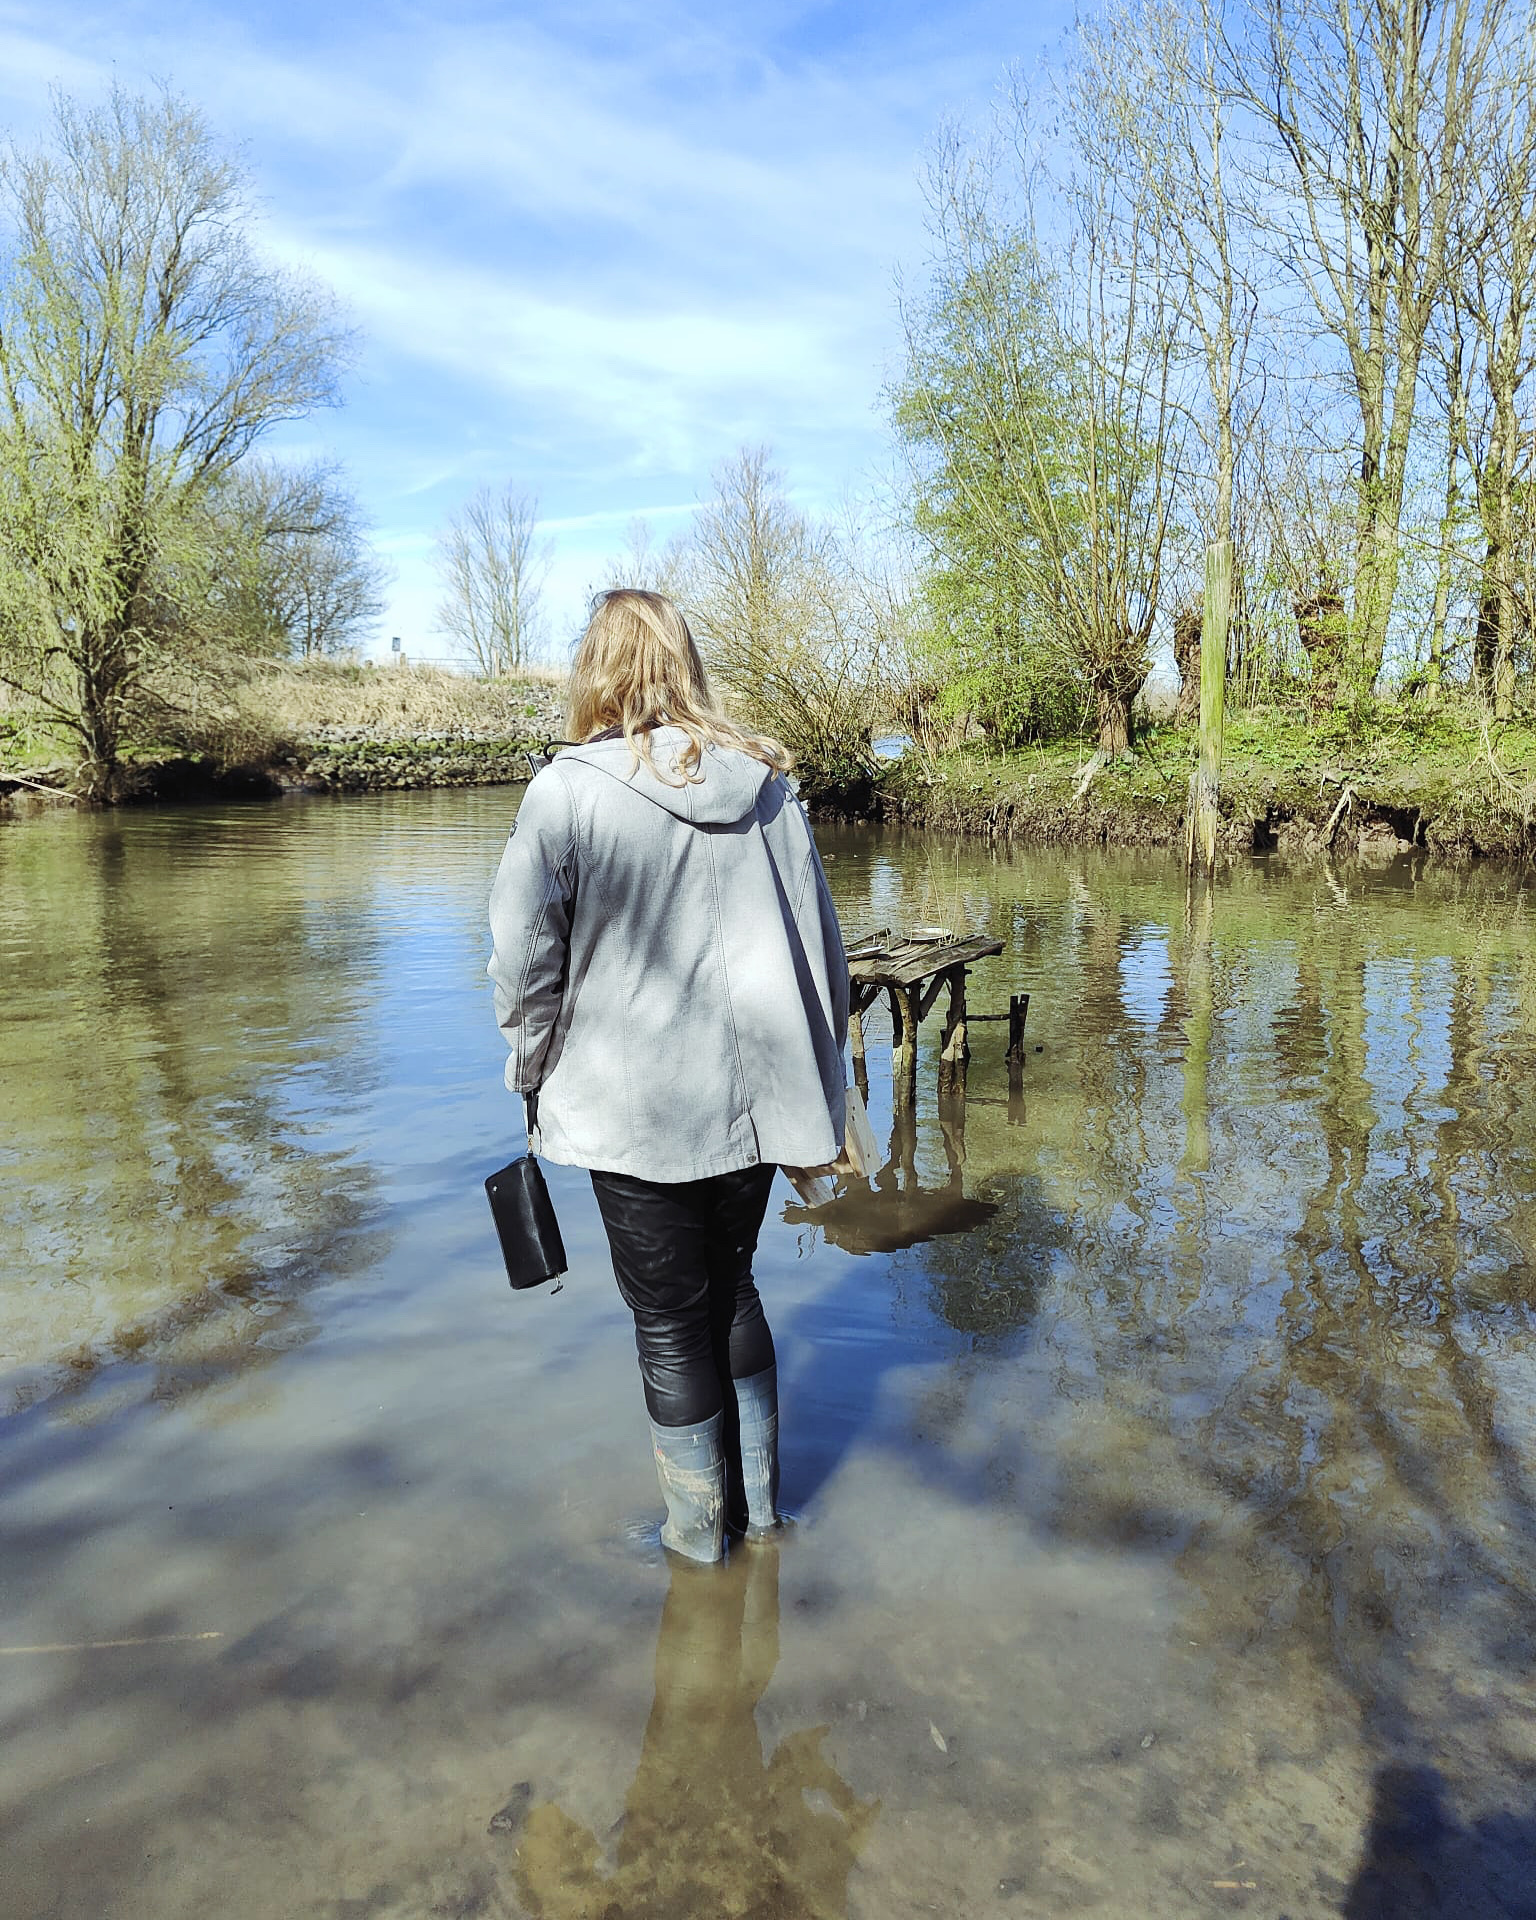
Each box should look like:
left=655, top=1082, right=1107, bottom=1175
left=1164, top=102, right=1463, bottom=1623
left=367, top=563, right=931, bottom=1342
left=515, top=1546, right=880, bottom=1920
left=784, top=1103, right=1000, bottom=1256
left=6, top=801, right=1536, bottom=1915
left=0, top=806, right=396, bottom=1405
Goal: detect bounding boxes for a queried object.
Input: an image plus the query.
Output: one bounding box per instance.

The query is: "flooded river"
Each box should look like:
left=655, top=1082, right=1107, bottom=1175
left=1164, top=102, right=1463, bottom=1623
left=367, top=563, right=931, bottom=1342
left=3, top=788, right=1536, bottom=1919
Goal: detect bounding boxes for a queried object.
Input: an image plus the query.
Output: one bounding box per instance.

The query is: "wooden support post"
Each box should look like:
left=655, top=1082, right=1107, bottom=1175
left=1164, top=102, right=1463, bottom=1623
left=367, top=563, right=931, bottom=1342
left=1006, top=991, right=1031, bottom=1092
left=890, top=984, right=920, bottom=1108
left=850, top=1004, right=870, bottom=1106
left=937, top=966, right=969, bottom=1097
left=1186, top=538, right=1232, bottom=874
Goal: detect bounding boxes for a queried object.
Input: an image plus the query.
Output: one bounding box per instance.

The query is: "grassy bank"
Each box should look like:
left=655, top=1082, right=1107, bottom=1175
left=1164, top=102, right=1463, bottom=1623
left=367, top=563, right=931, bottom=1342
left=8, top=667, right=1536, bottom=865
left=873, top=707, right=1536, bottom=862
left=0, top=659, right=567, bottom=812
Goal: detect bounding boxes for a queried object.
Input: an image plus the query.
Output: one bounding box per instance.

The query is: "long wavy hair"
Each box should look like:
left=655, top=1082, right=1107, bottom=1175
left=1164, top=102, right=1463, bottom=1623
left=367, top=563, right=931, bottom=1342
left=567, top=588, right=791, bottom=784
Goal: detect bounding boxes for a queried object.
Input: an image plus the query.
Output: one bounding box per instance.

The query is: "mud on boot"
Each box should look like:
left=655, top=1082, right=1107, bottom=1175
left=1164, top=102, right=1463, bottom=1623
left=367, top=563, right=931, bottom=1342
left=649, top=1412, right=726, bottom=1564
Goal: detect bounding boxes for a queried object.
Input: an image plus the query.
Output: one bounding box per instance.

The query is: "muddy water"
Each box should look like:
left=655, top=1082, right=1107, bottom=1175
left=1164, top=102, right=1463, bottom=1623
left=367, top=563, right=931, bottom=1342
left=3, top=790, right=1536, bottom=1919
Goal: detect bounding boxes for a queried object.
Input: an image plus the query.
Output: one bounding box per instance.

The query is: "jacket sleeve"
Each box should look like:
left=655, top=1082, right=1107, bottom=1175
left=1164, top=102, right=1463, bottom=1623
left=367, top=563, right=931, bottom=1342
left=487, top=769, right=577, bottom=1093
left=789, top=794, right=849, bottom=1045
left=813, top=844, right=851, bottom=1043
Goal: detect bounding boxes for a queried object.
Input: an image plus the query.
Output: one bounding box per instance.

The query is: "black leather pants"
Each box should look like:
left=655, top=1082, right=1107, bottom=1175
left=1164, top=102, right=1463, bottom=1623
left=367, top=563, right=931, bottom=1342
left=590, top=1163, right=778, bottom=1429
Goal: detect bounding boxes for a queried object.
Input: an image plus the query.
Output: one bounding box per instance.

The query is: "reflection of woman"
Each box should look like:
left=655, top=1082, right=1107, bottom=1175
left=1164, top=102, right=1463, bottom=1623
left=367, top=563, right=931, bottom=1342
left=514, top=1544, right=880, bottom=1918
left=488, top=590, right=849, bottom=1563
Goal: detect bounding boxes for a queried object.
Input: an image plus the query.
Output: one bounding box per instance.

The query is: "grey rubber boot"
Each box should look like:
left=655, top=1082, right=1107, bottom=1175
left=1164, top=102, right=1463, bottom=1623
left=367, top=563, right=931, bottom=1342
left=649, top=1412, right=726, bottom=1564
left=733, top=1365, right=780, bottom=1534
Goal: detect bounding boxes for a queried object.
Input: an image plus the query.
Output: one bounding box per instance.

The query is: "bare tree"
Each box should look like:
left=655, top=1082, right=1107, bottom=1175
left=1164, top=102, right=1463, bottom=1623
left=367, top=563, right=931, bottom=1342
left=1078, top=0, right=1261, bottom=555
left=1458, top=39, right=1536, bottom=717
left=0, top=86, right=347, bottom=799
left=608, top=515, right=683, bottom=596
left=435, top=483, right=551, bottom=675
left=676, top=447, right=890, bottom=800
left=207, top=461, right=388, bottom=659
left=1232, top=0, right=1506, bottom=698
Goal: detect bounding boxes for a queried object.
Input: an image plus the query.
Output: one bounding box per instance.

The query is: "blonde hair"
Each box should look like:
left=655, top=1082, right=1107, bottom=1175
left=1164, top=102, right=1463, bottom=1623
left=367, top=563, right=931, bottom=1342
left=567, top=589, right=792, bottom=784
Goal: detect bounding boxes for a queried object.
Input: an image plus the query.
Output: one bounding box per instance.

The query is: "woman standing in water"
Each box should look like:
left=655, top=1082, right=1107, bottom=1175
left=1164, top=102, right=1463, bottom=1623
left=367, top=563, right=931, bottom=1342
left=487, top=589, right=849, bottom=1564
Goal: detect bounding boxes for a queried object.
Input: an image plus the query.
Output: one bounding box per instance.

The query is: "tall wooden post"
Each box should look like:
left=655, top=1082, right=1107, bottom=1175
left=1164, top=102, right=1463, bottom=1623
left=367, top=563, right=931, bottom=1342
left=1006, top=992, right=1030, bottom=1093
left=1186, top=538, right=1232, bottom=873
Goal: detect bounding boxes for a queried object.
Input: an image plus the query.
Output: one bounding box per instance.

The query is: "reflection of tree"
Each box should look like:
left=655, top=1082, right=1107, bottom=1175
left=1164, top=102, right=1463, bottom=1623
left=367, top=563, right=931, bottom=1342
left=809, top=827, right=1536, bottom=1845
left=1172, top=913, right=1536, bottom=1793
left=1, top=808, right=382, bottom=1400
left=515, top=1546, right=879, bottom=1920
left=911, top=1179, right=1053, bottom=1341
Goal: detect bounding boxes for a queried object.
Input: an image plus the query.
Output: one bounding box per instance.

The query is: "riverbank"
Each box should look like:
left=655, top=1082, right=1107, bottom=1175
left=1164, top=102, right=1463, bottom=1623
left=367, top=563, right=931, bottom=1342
left=873, top=708, right=1536, bottom=861
left=0, top=659, right=567, bottom=816
left=7, top=683, right=1535, bottom=864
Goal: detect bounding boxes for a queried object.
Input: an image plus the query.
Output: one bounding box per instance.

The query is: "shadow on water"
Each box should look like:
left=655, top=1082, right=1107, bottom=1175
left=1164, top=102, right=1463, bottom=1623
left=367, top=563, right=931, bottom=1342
left=512, top=1545, right=880, bottom=1920
left=1345, top=1765, right=1536, bottom=1919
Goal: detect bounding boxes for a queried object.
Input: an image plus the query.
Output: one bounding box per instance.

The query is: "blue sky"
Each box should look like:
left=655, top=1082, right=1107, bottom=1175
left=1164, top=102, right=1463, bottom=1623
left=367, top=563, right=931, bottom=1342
left=0, top=0, right=1073, bottom=657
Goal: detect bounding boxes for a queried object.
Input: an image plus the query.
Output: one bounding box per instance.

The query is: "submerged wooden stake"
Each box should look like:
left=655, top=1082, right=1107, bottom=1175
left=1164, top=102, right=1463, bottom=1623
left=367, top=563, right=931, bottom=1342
left=1006, top=992, right=1031, bottom=1092
left=1186, top=539, right=1232, bottom=873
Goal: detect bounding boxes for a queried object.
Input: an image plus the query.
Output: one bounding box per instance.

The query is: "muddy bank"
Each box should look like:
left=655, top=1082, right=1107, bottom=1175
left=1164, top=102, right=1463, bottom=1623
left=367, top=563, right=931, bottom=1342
left=1, top=731, right=549, bottom=816
left=870, top=741, right=1536, bottom=863
left=0, top=664, right=567, bottom=817
left=272, top=731, right=544, bottom=793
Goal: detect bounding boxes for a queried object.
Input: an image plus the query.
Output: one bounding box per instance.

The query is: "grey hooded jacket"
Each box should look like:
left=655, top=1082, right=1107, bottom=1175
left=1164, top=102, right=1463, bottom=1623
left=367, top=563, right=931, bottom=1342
left=487, top=727, right=849, bottom=1182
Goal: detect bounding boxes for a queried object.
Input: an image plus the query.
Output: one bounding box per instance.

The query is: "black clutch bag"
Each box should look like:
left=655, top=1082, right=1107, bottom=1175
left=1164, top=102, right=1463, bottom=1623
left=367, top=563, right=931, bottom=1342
left=485, top=1153, right=568, bottom=1291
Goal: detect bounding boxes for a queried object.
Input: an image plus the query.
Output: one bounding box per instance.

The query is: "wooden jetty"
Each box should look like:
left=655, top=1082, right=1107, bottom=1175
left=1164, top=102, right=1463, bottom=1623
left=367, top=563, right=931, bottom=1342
left=846, top=929, right=1020, bottom=1105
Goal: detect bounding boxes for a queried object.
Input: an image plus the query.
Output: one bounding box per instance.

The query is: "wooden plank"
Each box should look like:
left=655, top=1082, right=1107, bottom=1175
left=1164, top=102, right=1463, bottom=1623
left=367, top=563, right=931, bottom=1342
left=849, top=936, right=1003, bottom=988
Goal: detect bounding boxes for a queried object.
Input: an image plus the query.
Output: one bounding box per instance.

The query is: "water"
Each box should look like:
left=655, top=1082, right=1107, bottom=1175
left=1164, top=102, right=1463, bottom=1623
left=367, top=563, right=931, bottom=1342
left=3, top=790, right=1536, bottom=1918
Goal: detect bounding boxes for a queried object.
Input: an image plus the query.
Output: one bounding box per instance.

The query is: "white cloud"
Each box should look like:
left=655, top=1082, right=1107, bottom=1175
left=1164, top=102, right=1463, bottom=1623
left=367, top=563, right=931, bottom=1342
left=0, top=0, right=1054, bottom=652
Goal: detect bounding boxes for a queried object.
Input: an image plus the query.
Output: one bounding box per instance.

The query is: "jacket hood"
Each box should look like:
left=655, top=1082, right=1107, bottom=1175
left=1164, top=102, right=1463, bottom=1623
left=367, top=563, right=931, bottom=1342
left=562, top=727, right=773, bottom=825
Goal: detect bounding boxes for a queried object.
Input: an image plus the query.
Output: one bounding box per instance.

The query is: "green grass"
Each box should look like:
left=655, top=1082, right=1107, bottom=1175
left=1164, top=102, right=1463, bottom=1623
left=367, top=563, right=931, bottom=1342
left=875, top=698, right=1536, bottom=857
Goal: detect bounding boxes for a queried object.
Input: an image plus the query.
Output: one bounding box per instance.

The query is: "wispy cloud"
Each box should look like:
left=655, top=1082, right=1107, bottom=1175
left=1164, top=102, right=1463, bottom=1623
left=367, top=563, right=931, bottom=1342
left=0, top=0, right=1063, bottom=649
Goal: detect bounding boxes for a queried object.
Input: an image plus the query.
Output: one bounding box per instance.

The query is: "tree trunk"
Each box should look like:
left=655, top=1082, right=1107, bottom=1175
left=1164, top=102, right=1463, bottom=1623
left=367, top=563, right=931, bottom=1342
left=1094, top=668, right=1142, bottom=755
left=1295, top=585, right=1348, bottom=717
left=1173, top=602, right=1201, bottom=725
left=74, top=630, right=131, bottom=804
left=1477, top=401, right=1521, bottom=719
left=1426, top=361, right=1465, bottom=709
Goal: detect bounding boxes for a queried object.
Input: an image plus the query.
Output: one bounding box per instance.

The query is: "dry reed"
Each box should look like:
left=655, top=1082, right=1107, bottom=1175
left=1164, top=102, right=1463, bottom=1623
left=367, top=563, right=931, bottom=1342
left=236, top=658, right=565, bottom=739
